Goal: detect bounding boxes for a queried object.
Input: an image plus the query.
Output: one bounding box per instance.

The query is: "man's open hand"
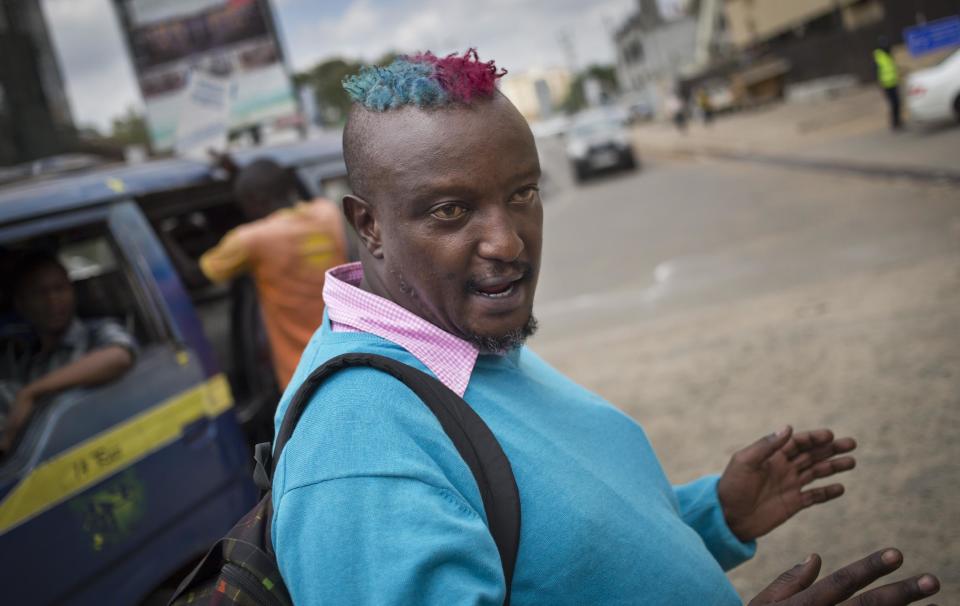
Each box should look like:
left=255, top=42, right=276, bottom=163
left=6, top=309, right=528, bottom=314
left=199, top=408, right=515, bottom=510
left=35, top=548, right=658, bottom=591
left=749, top=549, right=939, bottom=605
left=718, top=426, right=857, bottom=541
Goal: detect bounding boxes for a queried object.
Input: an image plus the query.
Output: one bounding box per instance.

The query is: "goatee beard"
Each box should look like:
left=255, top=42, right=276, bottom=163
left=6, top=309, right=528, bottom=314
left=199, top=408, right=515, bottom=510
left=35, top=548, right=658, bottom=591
left=469, top=315, right=539, bottom=353
left=391, top=266, right=539, bottom=353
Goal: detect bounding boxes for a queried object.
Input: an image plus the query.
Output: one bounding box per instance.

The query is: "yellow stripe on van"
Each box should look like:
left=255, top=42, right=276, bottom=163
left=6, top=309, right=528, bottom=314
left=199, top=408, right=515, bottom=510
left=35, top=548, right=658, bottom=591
left=0, top=374, right=234, bottom=535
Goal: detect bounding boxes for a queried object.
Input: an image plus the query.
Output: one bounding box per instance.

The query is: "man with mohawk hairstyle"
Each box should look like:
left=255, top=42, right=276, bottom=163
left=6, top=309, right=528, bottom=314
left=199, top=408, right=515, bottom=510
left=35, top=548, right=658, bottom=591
left=269, top=50, right=939, bottom=605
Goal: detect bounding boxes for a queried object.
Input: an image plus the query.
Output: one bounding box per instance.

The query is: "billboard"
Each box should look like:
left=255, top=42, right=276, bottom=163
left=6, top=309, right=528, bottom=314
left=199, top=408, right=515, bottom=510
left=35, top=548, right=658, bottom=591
left=115, top=0, right=298, bottom=151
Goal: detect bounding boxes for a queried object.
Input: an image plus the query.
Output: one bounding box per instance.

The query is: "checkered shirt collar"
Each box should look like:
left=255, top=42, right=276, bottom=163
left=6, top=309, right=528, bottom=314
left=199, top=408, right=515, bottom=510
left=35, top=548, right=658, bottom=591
left=323, top=262, right=478, bottom=397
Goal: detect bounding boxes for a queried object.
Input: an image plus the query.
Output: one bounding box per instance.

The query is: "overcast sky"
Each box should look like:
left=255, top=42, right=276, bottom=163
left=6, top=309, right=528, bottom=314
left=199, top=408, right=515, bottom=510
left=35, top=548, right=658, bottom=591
left=43, top=0, right=682, bottom=131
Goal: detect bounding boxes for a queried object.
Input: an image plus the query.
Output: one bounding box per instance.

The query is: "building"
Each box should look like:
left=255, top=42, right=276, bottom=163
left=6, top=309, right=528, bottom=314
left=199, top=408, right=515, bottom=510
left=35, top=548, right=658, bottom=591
left=725, top=0, right=873, bottom=49
left=0, top=0, right=76, bottom=166
left=614, top=0, right=698, bottom=112
left=721, top=0, right=960, bottom=83
left=499, top=67, right=573, bottom=122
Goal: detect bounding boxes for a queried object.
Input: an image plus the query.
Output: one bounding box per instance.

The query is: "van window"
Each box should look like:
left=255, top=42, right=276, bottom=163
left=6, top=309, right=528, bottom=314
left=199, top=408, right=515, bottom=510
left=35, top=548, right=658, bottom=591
left=142, top=184, right=278, bottom=438
left=0, top=223, right=157, bottom=451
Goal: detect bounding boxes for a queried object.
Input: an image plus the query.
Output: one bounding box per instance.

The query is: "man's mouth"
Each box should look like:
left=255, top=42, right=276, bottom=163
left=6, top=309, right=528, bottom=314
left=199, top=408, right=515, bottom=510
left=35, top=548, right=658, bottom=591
left=470, top=273, right=525, bottom=299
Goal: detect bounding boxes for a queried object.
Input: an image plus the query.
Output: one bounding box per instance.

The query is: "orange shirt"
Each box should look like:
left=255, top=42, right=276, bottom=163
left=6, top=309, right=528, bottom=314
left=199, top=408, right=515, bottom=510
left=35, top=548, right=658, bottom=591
left=200, top=199, right=348, bottom=388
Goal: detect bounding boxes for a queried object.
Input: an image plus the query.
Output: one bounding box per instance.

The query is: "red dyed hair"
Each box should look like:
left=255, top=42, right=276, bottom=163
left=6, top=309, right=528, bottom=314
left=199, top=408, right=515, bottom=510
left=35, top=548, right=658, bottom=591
left=410, top=48, right=507, bottom=103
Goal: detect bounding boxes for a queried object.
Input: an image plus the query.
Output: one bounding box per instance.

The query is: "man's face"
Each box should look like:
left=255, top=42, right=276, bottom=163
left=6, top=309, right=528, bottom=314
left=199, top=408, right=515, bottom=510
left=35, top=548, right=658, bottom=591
left=15, top=263, right=75, bottom=335
left=354, top=95, right=543, bottom=348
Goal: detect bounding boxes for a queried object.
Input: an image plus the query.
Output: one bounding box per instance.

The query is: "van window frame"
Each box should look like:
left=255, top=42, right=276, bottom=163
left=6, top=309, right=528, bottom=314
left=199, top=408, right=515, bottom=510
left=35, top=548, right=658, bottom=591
left=0, top=201, right=176, bottom=348
left=106, top=201, right=180, bottom=346
left=0, top=202, right=178, bottom=466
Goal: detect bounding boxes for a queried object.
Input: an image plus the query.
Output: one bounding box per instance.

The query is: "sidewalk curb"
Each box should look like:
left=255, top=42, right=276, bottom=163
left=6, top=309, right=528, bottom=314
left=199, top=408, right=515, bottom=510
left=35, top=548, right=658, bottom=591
left=651, top=145, right=960, bottom=185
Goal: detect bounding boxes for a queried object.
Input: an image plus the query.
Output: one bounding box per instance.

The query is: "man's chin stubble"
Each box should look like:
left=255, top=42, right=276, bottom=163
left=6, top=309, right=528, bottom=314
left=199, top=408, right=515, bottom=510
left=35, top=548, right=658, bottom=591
left=392, top=266, right=539, bottom=351
left=468, top=315, right=539, bottom=353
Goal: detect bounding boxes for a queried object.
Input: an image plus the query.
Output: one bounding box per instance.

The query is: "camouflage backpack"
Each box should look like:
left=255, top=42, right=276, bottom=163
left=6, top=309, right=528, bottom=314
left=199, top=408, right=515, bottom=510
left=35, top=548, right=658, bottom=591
left=169, top=353, right=521, bottom=606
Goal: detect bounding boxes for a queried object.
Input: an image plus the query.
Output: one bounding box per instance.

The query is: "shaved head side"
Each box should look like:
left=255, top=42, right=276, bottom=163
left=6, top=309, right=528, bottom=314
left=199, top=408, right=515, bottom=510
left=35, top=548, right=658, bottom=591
left=342, top=105, right=379, bottom=201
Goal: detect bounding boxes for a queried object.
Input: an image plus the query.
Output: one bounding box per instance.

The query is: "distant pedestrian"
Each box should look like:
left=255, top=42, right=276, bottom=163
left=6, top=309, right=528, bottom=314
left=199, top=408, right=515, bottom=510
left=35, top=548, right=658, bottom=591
left=874, top=36, right=902, bottom=130
left=697, top=88, right=714, bottom=125
left=665, top=90, right=687, bottom=133
left=199, top=159, right=349, bottom=388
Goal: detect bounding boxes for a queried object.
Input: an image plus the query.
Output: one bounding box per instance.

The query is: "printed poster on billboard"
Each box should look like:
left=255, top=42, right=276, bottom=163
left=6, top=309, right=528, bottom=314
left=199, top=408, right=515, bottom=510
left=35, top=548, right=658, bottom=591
left=173, top=71, right=235, bottom=159
left=117, top=0, right=298, bottom=151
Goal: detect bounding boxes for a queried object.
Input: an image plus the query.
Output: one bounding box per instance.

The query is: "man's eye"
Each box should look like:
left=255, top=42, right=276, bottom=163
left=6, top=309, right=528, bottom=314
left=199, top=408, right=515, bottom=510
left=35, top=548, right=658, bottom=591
left=512, top=186, right=540, bottom=204
left=430, top=204, right=467, bottom=220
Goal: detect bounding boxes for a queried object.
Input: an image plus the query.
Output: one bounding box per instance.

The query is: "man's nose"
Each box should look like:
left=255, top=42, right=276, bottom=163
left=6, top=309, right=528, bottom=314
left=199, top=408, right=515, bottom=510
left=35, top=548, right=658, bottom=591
left=477, top=208, right=524, bottom=263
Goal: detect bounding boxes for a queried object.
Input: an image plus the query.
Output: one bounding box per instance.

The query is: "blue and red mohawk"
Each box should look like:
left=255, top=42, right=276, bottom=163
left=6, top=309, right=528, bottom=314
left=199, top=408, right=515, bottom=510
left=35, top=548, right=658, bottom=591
left=342, top=48, right=507, bottom=111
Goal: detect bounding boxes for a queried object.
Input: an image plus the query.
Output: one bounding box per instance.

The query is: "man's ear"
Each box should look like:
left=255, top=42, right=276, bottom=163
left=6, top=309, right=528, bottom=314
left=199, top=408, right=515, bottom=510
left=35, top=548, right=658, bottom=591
left=342, top=194, right=383, bottom=259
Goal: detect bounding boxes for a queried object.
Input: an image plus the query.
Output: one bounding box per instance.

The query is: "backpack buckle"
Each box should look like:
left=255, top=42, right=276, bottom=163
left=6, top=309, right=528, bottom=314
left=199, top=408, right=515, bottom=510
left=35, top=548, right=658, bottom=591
left=253, top=441, right=273, bottom=491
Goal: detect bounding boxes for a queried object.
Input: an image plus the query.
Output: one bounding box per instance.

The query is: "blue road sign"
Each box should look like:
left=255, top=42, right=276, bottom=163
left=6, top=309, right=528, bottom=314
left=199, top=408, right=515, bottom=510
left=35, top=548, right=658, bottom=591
left=904, top=15, right=960, bottom=56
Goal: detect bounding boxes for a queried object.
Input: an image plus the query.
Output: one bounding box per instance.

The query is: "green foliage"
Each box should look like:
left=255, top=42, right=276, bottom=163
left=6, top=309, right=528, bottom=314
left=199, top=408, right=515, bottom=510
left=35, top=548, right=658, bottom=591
left=295, top=52, right=402, bottom=125
left=109, top=107, right=150, bottom=148
left=561, top=64, right=620, bottom=114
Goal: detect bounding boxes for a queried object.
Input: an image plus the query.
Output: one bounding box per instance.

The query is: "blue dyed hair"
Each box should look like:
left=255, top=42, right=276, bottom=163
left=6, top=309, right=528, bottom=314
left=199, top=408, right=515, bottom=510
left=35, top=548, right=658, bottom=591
left=343, top=49, right=506, bottom=112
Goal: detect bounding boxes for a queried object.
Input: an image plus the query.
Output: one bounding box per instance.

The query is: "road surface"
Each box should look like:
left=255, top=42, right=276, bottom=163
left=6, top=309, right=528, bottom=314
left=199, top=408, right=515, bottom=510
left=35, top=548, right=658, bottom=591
left=529, top=136, right=960, bottom=601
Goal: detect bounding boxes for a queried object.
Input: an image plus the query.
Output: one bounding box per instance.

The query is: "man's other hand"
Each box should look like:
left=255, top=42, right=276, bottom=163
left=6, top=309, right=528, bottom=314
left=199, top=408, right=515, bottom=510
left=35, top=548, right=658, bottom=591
left=718, top=426, right=857, bottom=541
left=749, top=549, right=939, bottom=605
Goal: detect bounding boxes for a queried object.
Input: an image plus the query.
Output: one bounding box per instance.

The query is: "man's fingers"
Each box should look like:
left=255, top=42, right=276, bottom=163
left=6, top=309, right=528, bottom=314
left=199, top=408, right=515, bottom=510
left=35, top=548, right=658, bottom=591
left=783, top=429, right=834, bottom=458
left=784, top=430, right=856, bottom=460
left=812, top=456, right=856, bottom=478
left=748, top=554, right=822, bottom=605
left=800, top=483, right=845, bottom=508
left=839, top=574, right=940, bottom=606
left=831, top=437, right=857, bottom=455
left=736, top=426, right=793, bottom=467
left=802, top=548, right=904, bottom=603
left=799, top=457, right=857, bottom=484
left=796, top=438, right=858, bottom=469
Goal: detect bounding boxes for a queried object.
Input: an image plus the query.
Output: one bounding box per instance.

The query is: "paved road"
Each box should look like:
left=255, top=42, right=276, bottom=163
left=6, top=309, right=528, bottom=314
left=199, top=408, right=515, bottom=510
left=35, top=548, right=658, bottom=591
left=529, top=138, right=960, bottom=601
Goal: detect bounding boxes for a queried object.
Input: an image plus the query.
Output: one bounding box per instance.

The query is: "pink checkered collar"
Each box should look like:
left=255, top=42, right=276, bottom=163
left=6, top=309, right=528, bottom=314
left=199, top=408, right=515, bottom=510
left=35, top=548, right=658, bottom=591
left=323, top=262, right=478, bottom=397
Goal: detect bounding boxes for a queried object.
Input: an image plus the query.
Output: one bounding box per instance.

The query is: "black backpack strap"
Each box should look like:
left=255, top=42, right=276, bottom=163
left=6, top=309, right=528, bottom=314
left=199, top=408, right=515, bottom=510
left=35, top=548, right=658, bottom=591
left=268, top=352, right=521, bottom=604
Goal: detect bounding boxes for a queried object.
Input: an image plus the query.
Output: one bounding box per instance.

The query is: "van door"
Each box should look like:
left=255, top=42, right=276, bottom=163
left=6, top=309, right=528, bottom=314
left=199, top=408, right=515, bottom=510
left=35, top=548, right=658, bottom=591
left=0, top=202, right=255, bottom=606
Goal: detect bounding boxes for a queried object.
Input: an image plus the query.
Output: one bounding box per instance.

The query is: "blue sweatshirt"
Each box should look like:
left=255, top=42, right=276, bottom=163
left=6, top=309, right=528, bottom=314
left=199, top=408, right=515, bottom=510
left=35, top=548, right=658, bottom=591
left=272, top=318, right=755, bottom=604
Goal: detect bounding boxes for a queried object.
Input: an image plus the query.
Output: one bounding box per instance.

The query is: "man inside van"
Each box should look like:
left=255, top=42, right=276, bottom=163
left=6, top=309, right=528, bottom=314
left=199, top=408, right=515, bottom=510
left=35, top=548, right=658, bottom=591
left=269, top=50, right=939, bottom=605
left=198, top=159, right=348, bottom=389
left=0, top=253, right=136, bottom=451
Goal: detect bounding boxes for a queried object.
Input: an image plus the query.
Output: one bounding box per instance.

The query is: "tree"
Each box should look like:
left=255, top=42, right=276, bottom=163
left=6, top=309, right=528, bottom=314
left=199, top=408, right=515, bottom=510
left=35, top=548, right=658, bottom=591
left=294, top=58, right=360, bottom=125
left=560, top=64, right=620, bottom=114
left=109, top=107, right=151, bottom=148
left=295, top=51, right=402, bottom=126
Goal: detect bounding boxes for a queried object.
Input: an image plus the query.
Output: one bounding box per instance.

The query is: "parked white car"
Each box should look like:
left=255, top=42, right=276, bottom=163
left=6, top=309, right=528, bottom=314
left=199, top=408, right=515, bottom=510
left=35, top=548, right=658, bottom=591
left=564, top=109, right=638, bottom=183
left=906, top=49, right=960, bottom=123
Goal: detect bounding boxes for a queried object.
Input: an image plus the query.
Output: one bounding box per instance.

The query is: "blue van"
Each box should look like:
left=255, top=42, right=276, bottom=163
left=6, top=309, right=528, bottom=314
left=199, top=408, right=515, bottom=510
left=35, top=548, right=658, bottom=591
left=0, top=136, right=348, bottom=605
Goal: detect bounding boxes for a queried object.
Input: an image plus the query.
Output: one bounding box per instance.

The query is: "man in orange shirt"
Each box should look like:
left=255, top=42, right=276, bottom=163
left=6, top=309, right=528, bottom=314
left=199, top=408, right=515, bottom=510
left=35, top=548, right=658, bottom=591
left=200, top=159, right=348, bottom=388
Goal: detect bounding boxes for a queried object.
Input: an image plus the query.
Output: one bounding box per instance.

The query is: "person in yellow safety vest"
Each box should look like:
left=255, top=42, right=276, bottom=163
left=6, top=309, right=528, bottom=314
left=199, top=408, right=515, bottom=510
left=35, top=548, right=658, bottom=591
left=874, top=36, right=902, bottom=130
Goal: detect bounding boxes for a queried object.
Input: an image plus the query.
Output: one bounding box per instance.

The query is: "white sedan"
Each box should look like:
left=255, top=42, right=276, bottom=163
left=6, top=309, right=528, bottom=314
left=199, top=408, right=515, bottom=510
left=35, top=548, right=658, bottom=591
left=906, top=49, right=960, bottom=123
